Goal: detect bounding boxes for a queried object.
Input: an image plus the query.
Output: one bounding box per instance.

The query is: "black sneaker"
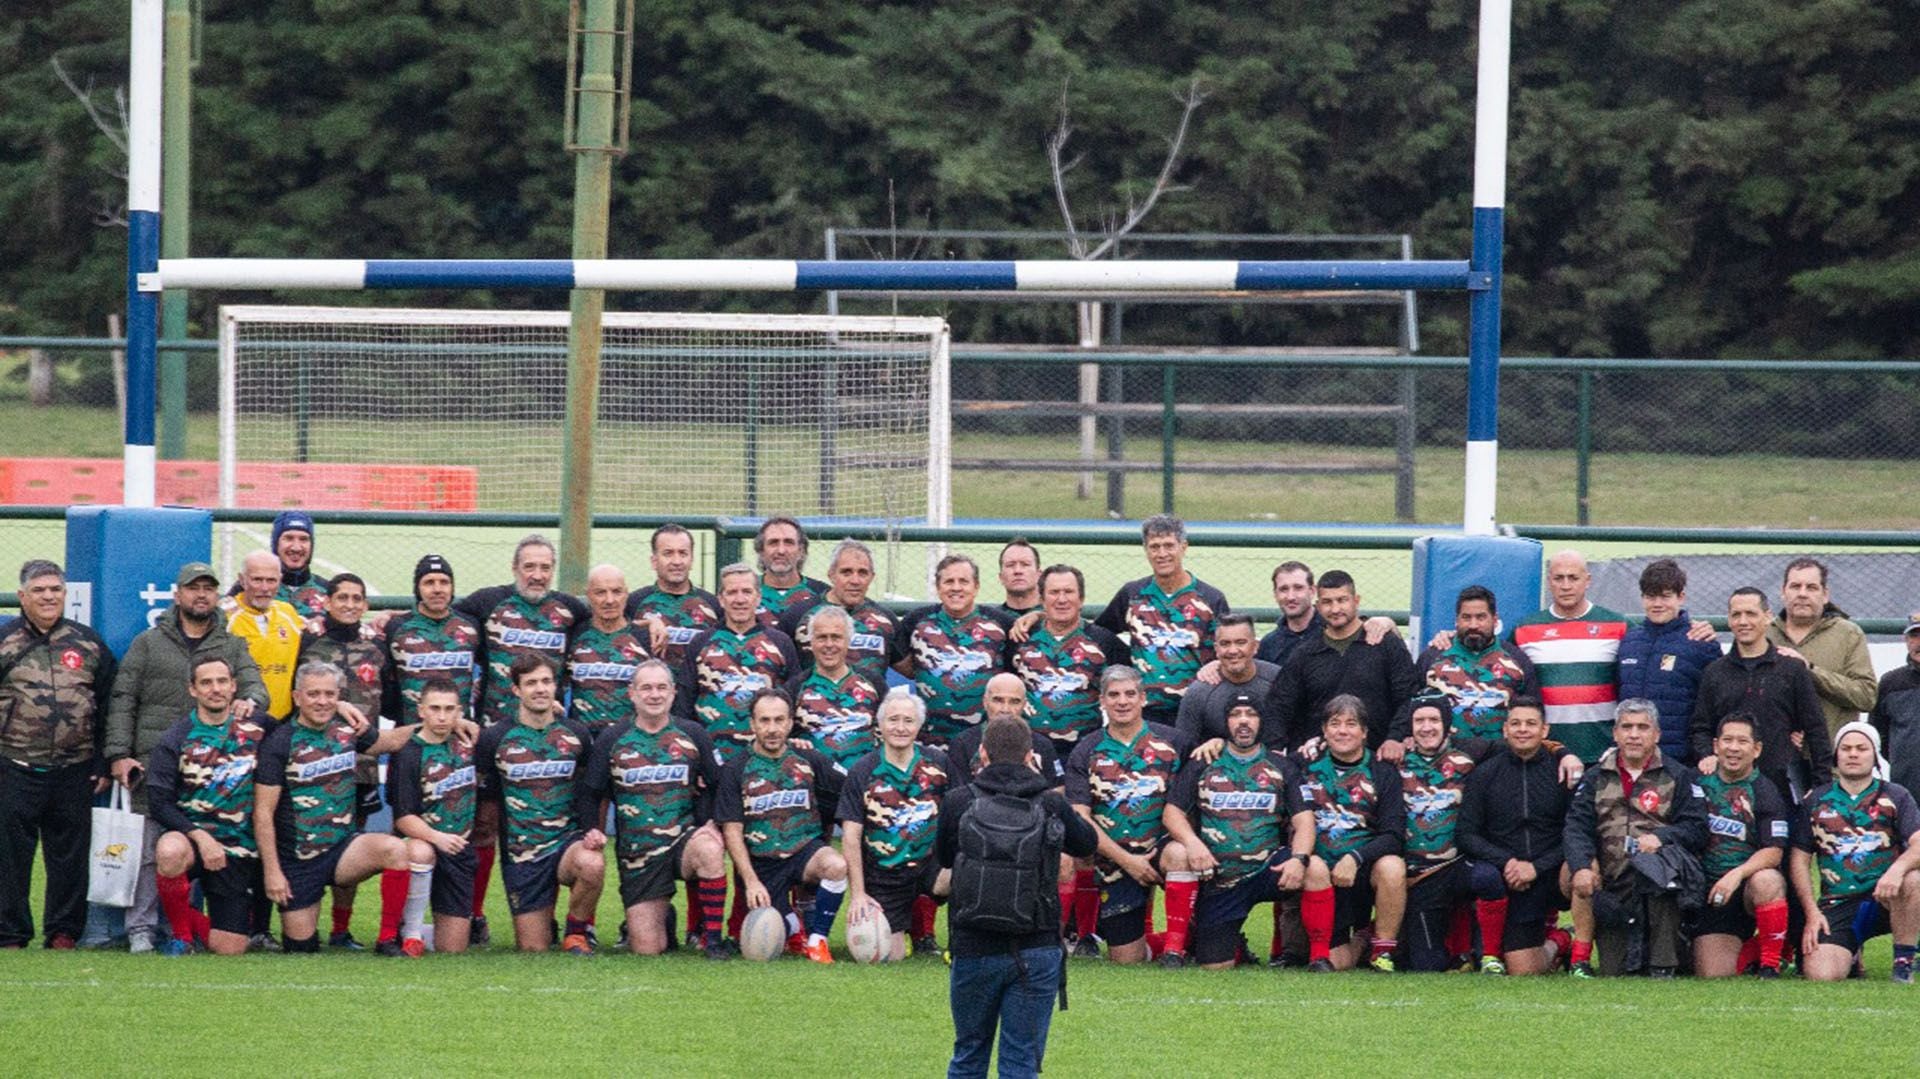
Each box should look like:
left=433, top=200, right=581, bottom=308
left=1569, top=961, right=1596, bottom=980
left=703, top=934, right=734, bottom=961
left=1269, top=953, right=1304, bottom=970
left=329, top=931, right=365, bottom=951
left=1753, top=965, right=1780, bottom=979
left=615, top=921, right=630, bottom=952
left=1306, top=958, right=1335, bottom=973
left=1158, top=951, right=1187, bottom=969
left=911, top=934, right=941, bottom=959
left=1648, top=966, right=1676, bottom=980
left=247, top=932, right=282, bottom=954
left=374, top=939, right=404, bottom=958
left=1893, top=958, right=1914, bottom=985
left=470, top=916, right=490, bottom=948
left=663, top=904, right=678, bottom=951
left=1070, top=935, right=1103, bottom=959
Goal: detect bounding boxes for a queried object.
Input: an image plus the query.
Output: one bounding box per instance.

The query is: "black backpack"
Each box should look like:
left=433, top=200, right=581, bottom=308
left=949, top=792, right=1065, bottom=936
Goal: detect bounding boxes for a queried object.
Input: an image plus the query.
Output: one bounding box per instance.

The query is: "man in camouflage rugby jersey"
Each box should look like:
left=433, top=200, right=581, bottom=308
left=1296, top=694, right=1408, bottom=972
left=473, top=654, right=605, bottom=954
left=624, top=524, right=720, bottom=670
left=895, top=555, right=1011, bottom=746
left=0, top=559, right=114, bottom=950
left=1792, top=721, right=1920, bottom=983
left=146, top=656, right=266, bottom=956
left=754, top=516, right=829, bottom=629
left=1009, top=564, right=1128, bottom=759
left=1161, top=692, right=1315, bottom=969
left=716, top=688, right=847, bottom=963
left=1090, top=515, right=1228, bottom=725
left=576, top=659, right=728, bottom=957
left=1399, top=586, right=1538, bottom=742
left=779, top=539, right=900, bottom=685
left=784, top=604, right=886, bottom=769
left=1065, top=666, right=1192, bottom=964
left=384, top=679, right=480, bottom=955
left=382, top=554, right=480, bottom=725
left=679, top=563, right=800, bottom=764
left=254, top=662, right=435, bottom=953
left=566, top=564, right=652, bottom=741
left=1691, top=713, right=1791, bottom=978
left=839, top=688, right=964, bottom=961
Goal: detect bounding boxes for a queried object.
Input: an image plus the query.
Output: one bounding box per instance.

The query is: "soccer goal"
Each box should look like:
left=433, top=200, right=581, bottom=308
left=217, top=306, right=952, bottom=529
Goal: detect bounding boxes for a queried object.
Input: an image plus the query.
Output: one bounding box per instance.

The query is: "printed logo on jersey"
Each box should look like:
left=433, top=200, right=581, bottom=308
left=297, top=751, right=356, bottom=782
left=405, top=651, right=473, bottom=671
left=502, top=628, right=567, bottom=649
left=432, top=765, right=476, bottom=799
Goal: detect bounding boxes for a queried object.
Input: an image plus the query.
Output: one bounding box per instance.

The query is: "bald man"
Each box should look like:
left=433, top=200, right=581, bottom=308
left=1499, top=552, right=1631, bottom=765
left=566, top=565, right=655, bottom=741
left=949, top=673, right=1065, bottom=785
left=226, top=550, right=306, bottom=721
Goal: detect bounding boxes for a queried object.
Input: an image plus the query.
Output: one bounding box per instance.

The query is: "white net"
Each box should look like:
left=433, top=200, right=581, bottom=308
left=218, top=306, right=951, bottom=522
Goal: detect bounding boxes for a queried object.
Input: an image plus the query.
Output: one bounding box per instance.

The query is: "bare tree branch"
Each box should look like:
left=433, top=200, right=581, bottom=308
left=1046, top=78, right=1089, bottom=260
left=1076, top=77, right=1208, bottom=262
left=51, top=56, right=129, bottom=158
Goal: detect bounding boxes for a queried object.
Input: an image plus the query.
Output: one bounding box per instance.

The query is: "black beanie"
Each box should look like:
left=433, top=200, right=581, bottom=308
left=414, top=554, right=454, bottom=601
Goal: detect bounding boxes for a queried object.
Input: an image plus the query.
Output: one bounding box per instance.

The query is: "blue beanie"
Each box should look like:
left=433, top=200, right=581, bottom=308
left=271, top=510, right=315, bottom=552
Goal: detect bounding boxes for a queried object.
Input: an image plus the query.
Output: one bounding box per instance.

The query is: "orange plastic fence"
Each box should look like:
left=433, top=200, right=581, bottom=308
left=0, top=458, right=478, bottom=511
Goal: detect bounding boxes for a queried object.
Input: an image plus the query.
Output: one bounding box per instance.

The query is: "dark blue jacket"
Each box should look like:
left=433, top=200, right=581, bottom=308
left=1614, top=610, right=1722, bottom=764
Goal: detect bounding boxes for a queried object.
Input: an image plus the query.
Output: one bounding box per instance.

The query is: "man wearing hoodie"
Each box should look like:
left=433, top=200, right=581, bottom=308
left=104, top=562, right=270, bottom=953
left=1767, top=558, right=1877, bottom=738
left=1616, top=560, right=1722, bottom=766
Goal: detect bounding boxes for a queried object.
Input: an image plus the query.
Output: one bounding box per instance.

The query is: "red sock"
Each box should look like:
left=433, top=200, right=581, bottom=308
left=1445, top=904, right=1474, bottom=958
left=1144, top=931, right=1167, bottom=959
left=1736, top=934, right=1761, bottom=971
left=331, top=904, right=353, bottom=937
left=1163, top=875, right=1199, bottom=956
left=727, top=874, right=748, bottom=938
left=1545, top=926, right=1572, bottom=966
left=189, top=908, right=212, bottom=944
left=911, top=894, right=938, bottom=940
left=1073, top=870, right=1099, bottom=939
left=377, top=869, right=409, bottom=944
left=1570, top=938, right=1592, bottom=966
left=1370, top=935, right=1397, bottom=960
left=1059, top=878, right=1077, bottom=933
left=697, top=877, right=726, bottom=939
left=472, top=844, right=495, bottom=919
left=157, top=874, right=199, bottom=944
left=1302, top=887, right=1334, bottom=962
left=1475, top=897, right=1509, bottom=958
left=1270, top=903, right=1287, bottom=958
left=1754, top=900, right=1789, bottom=970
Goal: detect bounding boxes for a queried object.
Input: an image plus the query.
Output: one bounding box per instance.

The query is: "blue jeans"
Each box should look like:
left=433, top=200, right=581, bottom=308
left=948, top=945, right=1063, bottom=1079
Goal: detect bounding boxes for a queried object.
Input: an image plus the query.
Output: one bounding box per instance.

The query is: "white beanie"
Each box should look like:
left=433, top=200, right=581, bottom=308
left=1832, top=720, right=1890, bottom=782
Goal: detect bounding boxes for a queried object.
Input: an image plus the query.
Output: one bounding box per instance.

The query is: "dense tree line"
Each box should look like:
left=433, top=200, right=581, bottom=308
left=4, top=0, right=1916, bottom=404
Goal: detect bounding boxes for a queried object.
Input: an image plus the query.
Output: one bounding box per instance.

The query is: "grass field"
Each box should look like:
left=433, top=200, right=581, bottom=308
left=3, top=862, right=1914, bottom=1076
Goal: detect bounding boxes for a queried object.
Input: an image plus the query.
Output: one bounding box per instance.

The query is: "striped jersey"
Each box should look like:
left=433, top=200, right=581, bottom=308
left=1506, top=603, right=1628, bottom=764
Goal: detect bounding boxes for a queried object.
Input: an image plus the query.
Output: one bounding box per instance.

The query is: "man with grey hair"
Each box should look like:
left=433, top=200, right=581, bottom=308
left=753, top=516, right=829, bottom=628
left=784, top=604, right=886, bottom=770
left=1093, top=515, right=1230, bottom=726
left=779, top=538, right=900, bottom=685
left=678, top=562, right=799, bottom=764
left=0, top=560, right=116, bottom=949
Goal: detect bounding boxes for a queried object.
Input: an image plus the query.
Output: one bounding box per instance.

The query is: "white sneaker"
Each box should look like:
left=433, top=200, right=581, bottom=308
left=127, top=930, right=155, bottom=955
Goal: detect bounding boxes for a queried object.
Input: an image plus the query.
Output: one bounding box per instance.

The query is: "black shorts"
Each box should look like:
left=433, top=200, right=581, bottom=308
left=1496, top=870, right=1567, bottom=953
left=278, top=837, right=354, bottom=912
left=1332, top=880, right=1375, bottom=943
left=1694, top=881, right=1758, bottom=939
left=751, top=839, right=827, bottom=918
left=1191, top=858, right=1285, bottom=965
left=619, top=832, right=693, bottom=908
left=502, top=832, right=582, bottom=917
left=1815, top=895, right=1890, bottom=954
left=189, top=850, right=263, bottom=936
left=866, top=859, right=939, bottom=934
left=355, top=782, right=382, bottom=828
left=430, top=845, right=478, bottom=920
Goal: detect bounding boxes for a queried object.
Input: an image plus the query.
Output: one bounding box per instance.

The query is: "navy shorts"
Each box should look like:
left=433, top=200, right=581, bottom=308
left=751, top=838, right=827, bottom=918
left=278, top=837, right=354, bottom=913
left=189, top=850, right=263, bottom=936
left=1191, top=858, right=1286, bottom=965
left=430, top=845, right=478, bottom=919
left=502, top=832, right=582, bottom=917
left=618, top=832, right=692, bottom=908
left=1815, top=895, right=1889, bottom=954
left=865, top=859, right=939, bottom=934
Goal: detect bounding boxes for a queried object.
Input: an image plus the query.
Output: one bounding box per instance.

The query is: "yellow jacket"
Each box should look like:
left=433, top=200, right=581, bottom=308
left=228, top=599, right=305, bottom=719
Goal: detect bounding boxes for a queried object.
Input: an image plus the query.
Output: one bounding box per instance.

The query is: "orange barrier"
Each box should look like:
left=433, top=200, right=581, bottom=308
left=0, top=458, right=478, bottom=511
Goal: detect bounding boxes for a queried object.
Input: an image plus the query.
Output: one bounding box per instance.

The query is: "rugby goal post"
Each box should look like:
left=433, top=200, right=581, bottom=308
left=217, top=305, right=950, bottom=561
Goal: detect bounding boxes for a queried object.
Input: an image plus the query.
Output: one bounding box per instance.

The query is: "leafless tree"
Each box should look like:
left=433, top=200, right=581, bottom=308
left=51, top=55, right=130, bottom=227
left=1048, top=75, right=1208, bottom=261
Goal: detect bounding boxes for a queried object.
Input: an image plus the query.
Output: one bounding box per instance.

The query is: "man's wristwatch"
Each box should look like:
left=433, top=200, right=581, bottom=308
left=1295, top=852, right=1311, bottom=866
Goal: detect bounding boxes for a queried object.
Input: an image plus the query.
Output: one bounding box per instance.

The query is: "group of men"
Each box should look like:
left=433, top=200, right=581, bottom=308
left=1, top=510, right=1916, bottom=983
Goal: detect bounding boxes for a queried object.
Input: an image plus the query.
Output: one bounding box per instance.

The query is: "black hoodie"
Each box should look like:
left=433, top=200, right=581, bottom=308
left=938, top=762, right=1098, bottom=958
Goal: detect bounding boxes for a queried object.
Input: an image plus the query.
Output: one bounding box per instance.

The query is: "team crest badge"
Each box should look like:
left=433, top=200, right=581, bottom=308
left=1636, top=788, right=1662, bottom=814
left=60, top=650, right=83, bottom=670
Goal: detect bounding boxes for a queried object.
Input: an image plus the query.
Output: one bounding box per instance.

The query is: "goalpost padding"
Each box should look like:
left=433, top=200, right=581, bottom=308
left=218, top=306, right=951, bottom=525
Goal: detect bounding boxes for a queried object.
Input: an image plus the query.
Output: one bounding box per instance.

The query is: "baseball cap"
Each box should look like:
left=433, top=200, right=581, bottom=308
left=175, top=561, right=218, bottom=587
left=1904, top=618, right=1920, bottom=636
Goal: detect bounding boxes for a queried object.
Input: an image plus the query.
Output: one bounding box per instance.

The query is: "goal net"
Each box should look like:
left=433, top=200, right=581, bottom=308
left=218, top=306, right=951, bottom=526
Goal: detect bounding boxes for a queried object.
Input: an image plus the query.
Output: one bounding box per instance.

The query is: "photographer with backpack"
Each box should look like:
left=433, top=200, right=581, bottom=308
left=939, top=717, right=1098, bottom=1079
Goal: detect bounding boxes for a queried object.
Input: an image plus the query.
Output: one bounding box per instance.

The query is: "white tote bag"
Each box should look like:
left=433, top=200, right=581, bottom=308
left=87, top=782, right=145, bottom=908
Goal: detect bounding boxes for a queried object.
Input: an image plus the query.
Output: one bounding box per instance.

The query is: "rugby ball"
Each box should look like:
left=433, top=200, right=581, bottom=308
left=739, top=906, right=787, bottom=962
left=846, top=915, right=893, bottom=965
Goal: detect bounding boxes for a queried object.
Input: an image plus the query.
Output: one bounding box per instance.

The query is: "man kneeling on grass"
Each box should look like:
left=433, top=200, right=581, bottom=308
left=382, top=678, right=480, bottom=954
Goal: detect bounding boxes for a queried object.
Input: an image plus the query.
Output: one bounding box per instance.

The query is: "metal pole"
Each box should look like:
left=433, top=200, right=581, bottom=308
left=1462, top=0, right=1512, bottom=536
left=158, top=0, right=193, bottom=461
left=1160, top=364, right=1176, bottom=514
left=1576, top=370, right=1592, bottom=525
left=1395, top=369, right=1417, bottom=521
left=558, top=0, right=623, bottom=594
left=125, top=0, right=163, bottom=507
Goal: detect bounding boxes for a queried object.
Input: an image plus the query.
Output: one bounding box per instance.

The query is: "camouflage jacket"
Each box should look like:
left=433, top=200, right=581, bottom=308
left=1563, top=747, right=1708, bottom=883
left=0, top=616, right=116, bottom=768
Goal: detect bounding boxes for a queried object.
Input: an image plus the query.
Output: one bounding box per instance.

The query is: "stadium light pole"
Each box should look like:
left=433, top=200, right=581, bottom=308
left=557, top=0, right=632, bottom=594
left=1462, top=0, right=1512, bottom=536
left=125, top=0, right=164, bottom=507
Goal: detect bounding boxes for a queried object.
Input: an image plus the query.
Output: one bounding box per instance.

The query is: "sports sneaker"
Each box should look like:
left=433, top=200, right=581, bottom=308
left=561, top=933, right=594, bottom=956
left=470, top=915, right=490, bottom=947
left=703, top=934, right=734, bottom=961
left=1158, top=951, right=1188, bottom=969
left=374, top=939, right=405, bottom=958
left=911, top=934, right=941, bottom=958
left=249, top=932, right=283, bottom=954
left=1071, top=935, right=1103, bottom=959
left=1446, top=953, right=1476, bottom=973
left=583, top=924, right=599, bottom=951
left=400, top=938, right=426, bottom=958
left=1752, top=965, right=1779, bottom=979
left=329, top=930, right=365, bottom=951
left=1306, top=958, right=1335, bottom=973
left=46, top=933, right=77, bottom=950
left=802, top=937, right=834, bottom=965
left=1893, top=958, right=1914, bottom=985
left=615, top=921, right=630, bottom=952
left=1570, top=961, right=1596, bottom=979
left=786, top=931, right=808, bottom=957
left=1479, top=956, right=1507, bottom=975
left=1269, top=953, right=1303, bottom=970
left=1366, top=952, right=1396, bottom=973
left=127, top=930, right=156, bottom=956
left=160, top=938, right=200, bottom=957
left=1648, top=966, right=1676, bottom=980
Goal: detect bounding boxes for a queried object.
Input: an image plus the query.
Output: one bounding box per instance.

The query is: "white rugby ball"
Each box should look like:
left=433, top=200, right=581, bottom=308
left=846, top=915, right=893, bottom=964
left=739, top=906, right=787, bottom=962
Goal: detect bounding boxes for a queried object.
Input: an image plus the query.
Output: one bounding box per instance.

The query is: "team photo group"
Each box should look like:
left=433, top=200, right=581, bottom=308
left=3, top=510, right=1917, bottom=990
